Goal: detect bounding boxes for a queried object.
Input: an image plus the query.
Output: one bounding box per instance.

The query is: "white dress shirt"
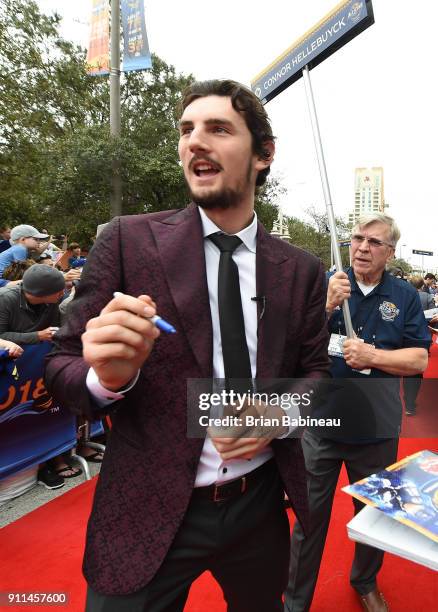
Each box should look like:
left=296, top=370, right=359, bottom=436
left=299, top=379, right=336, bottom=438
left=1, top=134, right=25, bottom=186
left=86, top=206, right=273, bottom=486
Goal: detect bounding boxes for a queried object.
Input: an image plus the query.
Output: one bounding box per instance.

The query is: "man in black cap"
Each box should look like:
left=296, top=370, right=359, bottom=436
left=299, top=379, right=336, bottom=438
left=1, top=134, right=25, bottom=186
left=0, top=264, right=65, bottom=345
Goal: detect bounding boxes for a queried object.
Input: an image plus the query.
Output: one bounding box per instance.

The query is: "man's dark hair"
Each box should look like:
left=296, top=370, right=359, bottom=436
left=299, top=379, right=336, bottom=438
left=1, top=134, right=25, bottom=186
left=424, top=273, right=436, bottom=281
left=179, top=79, right=275, bottom=187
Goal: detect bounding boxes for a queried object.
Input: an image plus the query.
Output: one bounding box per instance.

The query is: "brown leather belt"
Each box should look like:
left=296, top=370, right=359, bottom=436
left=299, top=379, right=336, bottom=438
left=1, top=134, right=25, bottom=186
left=192, top=459, right=275, bottom=503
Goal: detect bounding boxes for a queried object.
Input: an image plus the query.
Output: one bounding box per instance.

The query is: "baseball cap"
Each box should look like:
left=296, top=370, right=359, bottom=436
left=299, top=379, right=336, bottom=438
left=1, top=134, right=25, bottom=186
left=10, top=224, right=49, bottom=241
left=22, top=265, right=65, bottom=297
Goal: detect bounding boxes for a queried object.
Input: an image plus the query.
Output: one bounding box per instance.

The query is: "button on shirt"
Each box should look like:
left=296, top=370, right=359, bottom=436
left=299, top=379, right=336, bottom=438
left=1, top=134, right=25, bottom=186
left=87, top=207, right=273, bottom=487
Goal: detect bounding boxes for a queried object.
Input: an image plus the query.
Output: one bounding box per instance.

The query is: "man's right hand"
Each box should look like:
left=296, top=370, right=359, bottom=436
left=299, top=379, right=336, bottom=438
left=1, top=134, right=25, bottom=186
left=81, top=293, right=160, bottom=391
left=326, top=271, right=351, bottom=313
left=38, top=327, right=55, bottom=342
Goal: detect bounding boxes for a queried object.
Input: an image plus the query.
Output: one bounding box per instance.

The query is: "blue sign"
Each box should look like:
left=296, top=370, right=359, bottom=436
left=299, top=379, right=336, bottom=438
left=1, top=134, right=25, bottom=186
left=339, top=240, right=351, bottom=247
left=0, top=343, right=77, bottom=479
left=121, top=0, right=152, bottom=73
left=251, top=0, right=374, bottom=104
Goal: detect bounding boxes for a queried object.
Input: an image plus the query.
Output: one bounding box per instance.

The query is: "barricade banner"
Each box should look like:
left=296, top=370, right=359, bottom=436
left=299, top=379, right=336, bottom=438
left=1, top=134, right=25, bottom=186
left=0, top=344, right=77, bottom=479
left=121, top=0, right=152, bottom=72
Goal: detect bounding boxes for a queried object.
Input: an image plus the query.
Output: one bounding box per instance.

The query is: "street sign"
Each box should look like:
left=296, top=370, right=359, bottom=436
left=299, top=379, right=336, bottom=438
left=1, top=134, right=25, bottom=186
left=339, top=241, right=351, bottom=247
left=412, top=250, right=433, bottom=256
left=251, top=0, right=374, bottom=104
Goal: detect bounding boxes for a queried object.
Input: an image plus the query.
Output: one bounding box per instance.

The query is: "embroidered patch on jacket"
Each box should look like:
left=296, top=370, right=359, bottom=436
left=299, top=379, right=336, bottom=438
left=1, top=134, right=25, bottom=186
left=379, top=301, right=400, bottom=322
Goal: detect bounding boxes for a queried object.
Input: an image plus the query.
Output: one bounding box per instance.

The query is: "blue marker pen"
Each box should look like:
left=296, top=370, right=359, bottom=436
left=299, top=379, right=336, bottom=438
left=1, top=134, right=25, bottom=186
left=113, top=292, right=176, bottom=334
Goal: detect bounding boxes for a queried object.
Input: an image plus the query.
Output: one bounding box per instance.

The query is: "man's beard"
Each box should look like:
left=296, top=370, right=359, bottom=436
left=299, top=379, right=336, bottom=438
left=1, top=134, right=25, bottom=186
left=185, top=159, right=253, bottom=211
left=189, top=186, right=241, bottom=210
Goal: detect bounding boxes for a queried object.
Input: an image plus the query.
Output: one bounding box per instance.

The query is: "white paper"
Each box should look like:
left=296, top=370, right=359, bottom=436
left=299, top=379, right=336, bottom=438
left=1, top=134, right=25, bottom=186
left=347, top=505, right=438, bottom=571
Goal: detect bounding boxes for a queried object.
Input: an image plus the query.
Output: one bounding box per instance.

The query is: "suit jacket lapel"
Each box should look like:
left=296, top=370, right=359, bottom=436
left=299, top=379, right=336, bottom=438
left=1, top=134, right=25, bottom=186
left=256, top=225, right=296, bottom=378
left=150, top=204, right=213, bottom=378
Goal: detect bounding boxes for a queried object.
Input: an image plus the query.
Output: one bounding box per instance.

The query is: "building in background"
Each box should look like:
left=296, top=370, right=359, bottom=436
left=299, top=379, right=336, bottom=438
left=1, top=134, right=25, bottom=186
left=348, top=167, right=386, bottom=225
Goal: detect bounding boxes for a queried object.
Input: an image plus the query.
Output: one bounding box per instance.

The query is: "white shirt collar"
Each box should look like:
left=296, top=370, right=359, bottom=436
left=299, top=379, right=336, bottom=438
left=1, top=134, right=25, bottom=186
left=198, top=206, right=257, bottom=253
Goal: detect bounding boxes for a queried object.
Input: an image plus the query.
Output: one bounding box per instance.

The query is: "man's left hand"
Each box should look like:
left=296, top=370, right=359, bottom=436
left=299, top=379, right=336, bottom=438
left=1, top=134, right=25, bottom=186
left=209, top=399, right=287, bottom=460
left=342, top=338, right=375, bottom=370
left=211, top=436, right=271, bottom=461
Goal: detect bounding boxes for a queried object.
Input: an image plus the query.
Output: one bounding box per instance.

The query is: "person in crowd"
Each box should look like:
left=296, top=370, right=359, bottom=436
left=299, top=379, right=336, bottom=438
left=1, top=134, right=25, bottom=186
left=0, top=224, right=49, bottom=287
left=67, top=242, right=82, bottom=268
left=388, top=266, right=405, bottom=280
left=421, top=272, right=436, bottom=295
left=36, top=252, right=56, bottom=267
left=0, top=264, right=82, bottom=488
left=285, top=213, right=430, bottom=612
left=409, top=275, right=436, bottom=310
left=45, top=79, right=330, bottom=612
left=0, top=264, right=65, bottom=346
left=39, top=230, right=62, bottom=259
left=0, top=224, right=12, bottom=253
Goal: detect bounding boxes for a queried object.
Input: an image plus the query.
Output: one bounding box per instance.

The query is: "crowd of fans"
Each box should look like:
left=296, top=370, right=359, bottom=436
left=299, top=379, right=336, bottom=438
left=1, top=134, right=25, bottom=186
left=0, top=222, right=104, bottom=492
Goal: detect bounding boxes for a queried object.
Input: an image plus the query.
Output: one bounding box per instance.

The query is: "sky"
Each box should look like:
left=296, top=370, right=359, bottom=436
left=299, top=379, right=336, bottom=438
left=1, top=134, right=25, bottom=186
left=36, top=0, right=437, bottom=271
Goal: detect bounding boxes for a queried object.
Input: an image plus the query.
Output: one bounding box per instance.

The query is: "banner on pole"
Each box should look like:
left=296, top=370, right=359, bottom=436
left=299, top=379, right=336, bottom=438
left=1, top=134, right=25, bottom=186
left=121, top=0, right=152, bottom=72
left=251, top=0, right=374, bottom=104
left=86, top=0, right=110, bottom=76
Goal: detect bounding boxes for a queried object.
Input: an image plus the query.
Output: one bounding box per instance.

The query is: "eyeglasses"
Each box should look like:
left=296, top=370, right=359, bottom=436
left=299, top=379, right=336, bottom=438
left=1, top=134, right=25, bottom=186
left=351, top=234, right=394, bottom=249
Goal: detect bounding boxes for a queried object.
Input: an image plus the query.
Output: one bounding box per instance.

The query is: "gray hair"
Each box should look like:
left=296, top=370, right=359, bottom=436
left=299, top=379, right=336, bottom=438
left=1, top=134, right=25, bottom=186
left=352, top=213, right=400, bottom=247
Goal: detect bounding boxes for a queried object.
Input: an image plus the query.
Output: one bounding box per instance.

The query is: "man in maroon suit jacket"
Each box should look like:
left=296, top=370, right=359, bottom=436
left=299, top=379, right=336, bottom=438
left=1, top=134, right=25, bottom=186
left=45, top=80, right=330, bottom=612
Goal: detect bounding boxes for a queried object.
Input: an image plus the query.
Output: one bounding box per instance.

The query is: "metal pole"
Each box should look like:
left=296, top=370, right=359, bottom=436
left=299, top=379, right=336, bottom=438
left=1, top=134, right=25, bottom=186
left=302, top=65, right=354, bottom=337
left=110, top=0, right=122, bottom=217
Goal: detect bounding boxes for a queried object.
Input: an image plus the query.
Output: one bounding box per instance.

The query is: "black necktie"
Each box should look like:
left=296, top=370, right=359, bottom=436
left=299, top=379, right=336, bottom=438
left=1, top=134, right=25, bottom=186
left=208, top=233, right=252, bottom=389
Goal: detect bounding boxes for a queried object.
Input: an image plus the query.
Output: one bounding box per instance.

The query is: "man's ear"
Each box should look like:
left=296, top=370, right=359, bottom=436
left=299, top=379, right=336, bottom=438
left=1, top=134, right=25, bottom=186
left=255, top=140, right=275, bottom=170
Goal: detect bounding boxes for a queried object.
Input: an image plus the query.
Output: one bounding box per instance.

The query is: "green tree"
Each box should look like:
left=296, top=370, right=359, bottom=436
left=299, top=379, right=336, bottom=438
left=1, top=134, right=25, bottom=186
left=0, top=0, right=108, bottom=227
left=286, top=206, right=351, bottom=269
left=387, top=258, right=412, bottom=276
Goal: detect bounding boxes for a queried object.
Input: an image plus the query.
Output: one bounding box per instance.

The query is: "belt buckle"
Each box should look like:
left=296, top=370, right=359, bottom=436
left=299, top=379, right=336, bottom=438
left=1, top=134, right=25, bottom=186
left=213, top=483, right=225, bottom=502
left=213, top=476, right=247, bottom=502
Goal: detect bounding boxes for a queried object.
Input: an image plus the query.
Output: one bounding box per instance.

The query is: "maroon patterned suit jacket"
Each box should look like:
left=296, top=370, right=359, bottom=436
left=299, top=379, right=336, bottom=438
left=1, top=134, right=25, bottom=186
left=45, top=204, right=330, bottom=595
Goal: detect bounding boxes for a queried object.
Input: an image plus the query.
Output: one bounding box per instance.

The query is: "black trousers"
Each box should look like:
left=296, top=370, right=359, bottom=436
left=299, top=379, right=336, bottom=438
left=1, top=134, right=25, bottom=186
left=86, top=460, right=290, bottom=612
left=403, top=375, right=423, bottom=413
left=284, top=432, right=399, bottom=612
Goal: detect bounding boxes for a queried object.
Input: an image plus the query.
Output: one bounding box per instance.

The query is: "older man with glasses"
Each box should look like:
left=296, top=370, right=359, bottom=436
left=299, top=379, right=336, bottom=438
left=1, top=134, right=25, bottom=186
left=285, top=213, right=431, bottom=612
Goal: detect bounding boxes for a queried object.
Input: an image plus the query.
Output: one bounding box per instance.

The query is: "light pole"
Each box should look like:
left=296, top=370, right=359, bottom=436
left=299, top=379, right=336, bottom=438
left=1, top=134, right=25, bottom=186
left=110, top=0, right=122, bottom=218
